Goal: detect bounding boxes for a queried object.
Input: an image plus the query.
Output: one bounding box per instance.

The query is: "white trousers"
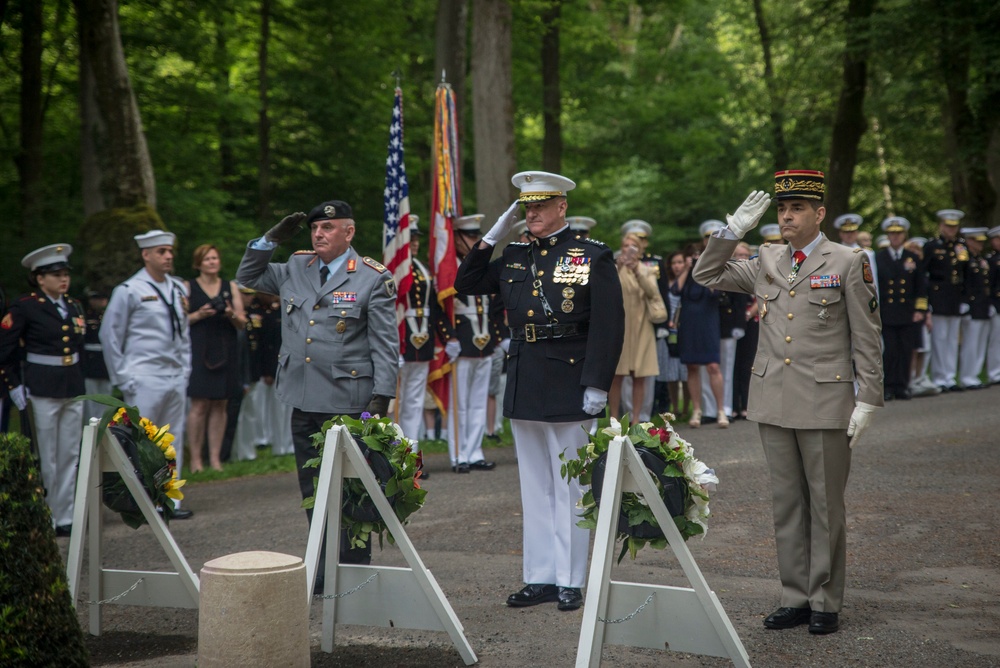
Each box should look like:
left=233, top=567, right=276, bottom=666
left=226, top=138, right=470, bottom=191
left=619, top=375, right=654, bottom=422
left=986, top=313, right=1000, bottom=383
left=125, top=374, right=187, bottom=506
left=700, top=366, right=717, bottom=419
left=83, top=378, right=112, bottom=422
left=720, top=337, right=737, bottom=418
left=447, top=357, right=491, bottom=466
left=510, top=418, right=593, bottom=588
left=31, top=396, right=84, bottom=526
left=930, top=314, right=961, bottom=388
left=397, top=360, right=430, bottom=453
left=958, top=316, right=990, bottom=387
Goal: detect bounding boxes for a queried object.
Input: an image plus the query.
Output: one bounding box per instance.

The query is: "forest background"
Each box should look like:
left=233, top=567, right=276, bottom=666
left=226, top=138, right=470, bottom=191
left=1, top=0, right=998, bottom=294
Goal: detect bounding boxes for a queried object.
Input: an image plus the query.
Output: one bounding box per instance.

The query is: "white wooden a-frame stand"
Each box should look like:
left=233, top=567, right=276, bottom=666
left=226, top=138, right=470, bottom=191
left=576, top=436, right=750, bottom=667
left=66, top=419, right=200, bottom=635
left=304, top=424, right=477, bottom=665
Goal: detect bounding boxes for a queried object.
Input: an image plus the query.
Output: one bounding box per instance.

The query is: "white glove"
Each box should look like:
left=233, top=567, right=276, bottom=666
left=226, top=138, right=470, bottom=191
left=732, top=327, right=746, bottom=341
left=482, top=200, right=521, bottom=246
left=9, top=385, right=29, bottom=411
left=398, top=355, right=406, bottom=369
left=990, top=305, right=998, bottom=318
left=498, top=339, right=511, bottom=354
left=582, top=387, right=608, bottom=416
left=725, top=190, right=771, bottom=239
left=656, top=327, right=669, bottom=339
left=847, top=402, right=880, bottom=448
left=445, top=339, right=461, bottom=361
left=119, top=378, right=137, bottom=397
left=959, top=303, right=970, bottom=315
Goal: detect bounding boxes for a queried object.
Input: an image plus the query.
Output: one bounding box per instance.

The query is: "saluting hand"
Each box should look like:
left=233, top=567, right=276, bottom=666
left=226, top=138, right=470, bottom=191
left=264, top=211, right=307, bottom=244
left=726, top=190, right=771, bottom=239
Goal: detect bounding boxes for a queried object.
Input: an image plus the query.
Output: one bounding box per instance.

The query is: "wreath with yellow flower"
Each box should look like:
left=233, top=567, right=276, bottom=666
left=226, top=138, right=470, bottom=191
left=82, top=395, right=186, bottom=529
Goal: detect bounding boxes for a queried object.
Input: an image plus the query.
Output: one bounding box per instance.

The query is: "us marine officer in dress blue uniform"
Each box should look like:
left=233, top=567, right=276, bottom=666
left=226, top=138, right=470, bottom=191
left=456, top=171, right=625, bottom=612
left=396, top=215, right=454, bottom=476
left=567, top=215, right=597, bottom=239
left=922, top=209, right=969, bottom=391
left=447, top=214, right=503, bottom=473
left=694, top=170, right=883, bottom=635
left=874, top=216, right=927, bottom=400
left=0, top=244, right=86, bottom=536
left=957, top=226, right=992, bottom=389
left=986, top=226, right=1000, bottom=385
left=100, top=230, right=193, bottom=518
left=237, top=200, right=398, bottom=581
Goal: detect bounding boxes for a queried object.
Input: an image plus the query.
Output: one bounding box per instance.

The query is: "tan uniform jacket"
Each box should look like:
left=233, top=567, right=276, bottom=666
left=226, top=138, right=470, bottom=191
left=693, top=235, right=883, bottom=430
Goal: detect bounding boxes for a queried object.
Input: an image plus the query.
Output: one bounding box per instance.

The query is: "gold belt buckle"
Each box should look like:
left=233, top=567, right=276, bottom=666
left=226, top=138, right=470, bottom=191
left=415, top=308, right=424, bottom=317
left=63, top=355, right=73, bottom=366
left=524, top=323, right=537, bottom=343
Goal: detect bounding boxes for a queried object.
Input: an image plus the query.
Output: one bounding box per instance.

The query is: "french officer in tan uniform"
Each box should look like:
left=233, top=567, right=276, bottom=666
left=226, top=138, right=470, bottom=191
left=693, top=170, right=883, bottom=635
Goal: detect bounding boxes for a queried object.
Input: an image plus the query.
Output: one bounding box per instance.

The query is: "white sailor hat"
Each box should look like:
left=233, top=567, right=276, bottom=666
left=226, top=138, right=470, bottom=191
left=455, top=214, right=485, bottom=234
left=759, top=224, right=782, bottom=242
left=567, top=216, right=597, bottom=232
left=907, top=236, right=927, bottom=248
left=936, top=209, right=964, bottom=226
left=408, top=214, right=421, bottom=235
left=699, top=219, right=725, bottom=237
left=21, top=243, right=73, bottom=272
left=881, top=216, right=910, bottom=233
left=875, top=234, right=890, bottom=249
left=833, top=213, right=863, bottom=232
left=134, top=229, right=177, bottom=249
left=988, top=226, right=1000, bottom=239
left=960, top=226, right=988, bottom=241
left=513, top=219, right=528, bottom=237
left=620, top=219, right=652, bottom=237
left=511, top=171, right=576, bottom=203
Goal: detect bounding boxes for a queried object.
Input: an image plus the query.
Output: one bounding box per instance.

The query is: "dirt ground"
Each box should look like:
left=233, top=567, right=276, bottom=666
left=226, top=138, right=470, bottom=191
left=61, top=386, right=1000, bottom=667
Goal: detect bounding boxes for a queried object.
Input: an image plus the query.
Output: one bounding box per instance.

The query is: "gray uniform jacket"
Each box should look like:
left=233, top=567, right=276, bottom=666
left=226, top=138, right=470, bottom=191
left=693, top=235, right=883, bottom=430
left=236, top=244, right=398, bottom=414
left=99, top=268, right=192, bottom=386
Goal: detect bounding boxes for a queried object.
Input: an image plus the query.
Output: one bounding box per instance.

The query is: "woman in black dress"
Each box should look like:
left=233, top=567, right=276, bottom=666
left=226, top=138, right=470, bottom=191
left=185, top=245, right=246, bottom=471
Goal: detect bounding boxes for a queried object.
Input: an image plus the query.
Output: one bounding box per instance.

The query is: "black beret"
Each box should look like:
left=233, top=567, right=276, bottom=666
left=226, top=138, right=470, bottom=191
left=306, top=200, right=353, bottom=224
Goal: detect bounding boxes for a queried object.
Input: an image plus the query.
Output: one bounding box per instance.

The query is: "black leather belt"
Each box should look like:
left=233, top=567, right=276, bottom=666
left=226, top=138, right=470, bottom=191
left=509, top=322, right=588, bottom=342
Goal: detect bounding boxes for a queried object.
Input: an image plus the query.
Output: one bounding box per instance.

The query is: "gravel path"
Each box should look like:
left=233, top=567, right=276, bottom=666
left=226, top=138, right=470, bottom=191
left=65, top=386, right=1000, bottom=667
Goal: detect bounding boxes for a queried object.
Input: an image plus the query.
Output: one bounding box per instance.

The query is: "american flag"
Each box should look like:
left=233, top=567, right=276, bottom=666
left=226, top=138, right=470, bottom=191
left=383, top=86, right=413, bottom=350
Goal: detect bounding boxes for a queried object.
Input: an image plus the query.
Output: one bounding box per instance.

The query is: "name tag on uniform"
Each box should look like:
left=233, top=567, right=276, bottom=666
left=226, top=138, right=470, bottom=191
left=141, top=295, right=159, bottom=302
left=330, top=291, right=357, bottom=304
left=809, top=274, right=841, bottom=289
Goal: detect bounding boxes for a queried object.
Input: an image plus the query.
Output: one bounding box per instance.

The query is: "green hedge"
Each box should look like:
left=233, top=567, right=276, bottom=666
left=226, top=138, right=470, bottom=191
left=0, top=432, right=88, bottom=666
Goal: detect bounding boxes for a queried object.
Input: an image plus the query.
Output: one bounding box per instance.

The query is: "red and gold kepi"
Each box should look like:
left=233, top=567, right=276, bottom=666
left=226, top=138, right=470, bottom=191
left=774, top=169, right=825, bottom=202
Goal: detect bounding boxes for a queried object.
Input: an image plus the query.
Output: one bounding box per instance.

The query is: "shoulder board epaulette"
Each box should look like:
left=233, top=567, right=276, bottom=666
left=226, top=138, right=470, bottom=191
left=581, top=238, right=608, bottom=248
left=509, top=241, right=530, bottom=247
left=363, top=256, right=388, bottom=273
left=853, top=247, right=863, bottom=253
left=293, top=250, right=316, bottom=255
left=762, top=242, right=772, bottom=248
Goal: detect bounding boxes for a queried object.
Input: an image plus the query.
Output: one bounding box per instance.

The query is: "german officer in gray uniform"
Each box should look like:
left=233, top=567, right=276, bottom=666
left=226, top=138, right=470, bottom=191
left=1, top=244, right=86, bottom=536
left=456, top=171, right=625, bottom=612
left=100, top=230, right=193, bottom=518
left=236, top=200, right=398, bottom=573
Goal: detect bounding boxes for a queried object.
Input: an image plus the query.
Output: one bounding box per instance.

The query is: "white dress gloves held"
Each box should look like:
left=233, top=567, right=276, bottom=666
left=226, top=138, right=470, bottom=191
left=847, top=402, right=880, bottom=448
left=726, top=190, right=772, bottom=239
left=9, top=385, right=29, bottom=411
left=445, top=339, right=462, bottom=361
left=482, top=200, right=521, bottom=247
left=582, top=387, right=608, bottom=416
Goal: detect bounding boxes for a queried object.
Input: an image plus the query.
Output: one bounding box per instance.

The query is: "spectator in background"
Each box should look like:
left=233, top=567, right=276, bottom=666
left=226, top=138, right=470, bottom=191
left=608, top=232, right=663, bottom=419
left=673, top=243, right=726, bottom=428
left=731, top=241, right=758, bottom=419
left=986, top=227, right=1000, bottom=386
left=185, top=245, right=246, bottom=472
left=661, top=251, right=690, bottom=417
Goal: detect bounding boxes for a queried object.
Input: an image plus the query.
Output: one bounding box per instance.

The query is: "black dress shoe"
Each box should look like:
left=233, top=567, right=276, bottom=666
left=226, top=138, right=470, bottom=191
left=763, top=606, right=811, bottom=629
left=951, top=385, right=964, bottom=392
left=557, top=587, right=583, bottom=611
left=506, top=583, right=559, bottom=607
left=418, top=468, right=430, bottom=480
left=896, top=388, right=912, bottom=400
left=171, top=509, right=194, bottom=520
left=54, top=524, right=72, bottom=537
left=883, top=390, right=895, bottom=401
left=469, top=460, right=496, bottom=471
left=808, top=611, right=839, bottom=634
left=452, top=463, right=471, bottom=473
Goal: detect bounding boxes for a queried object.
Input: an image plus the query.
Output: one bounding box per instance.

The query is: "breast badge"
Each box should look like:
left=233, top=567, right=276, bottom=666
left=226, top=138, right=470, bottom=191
left=336, top=321, right=347, bottom=333
left=561, top=299, right=574, bottom=313
left=562, top=287, right=575, bottom=299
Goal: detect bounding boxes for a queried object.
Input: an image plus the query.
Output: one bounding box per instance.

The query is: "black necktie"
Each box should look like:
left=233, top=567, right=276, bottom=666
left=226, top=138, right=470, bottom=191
left=319, top=265, right=330, bottom=287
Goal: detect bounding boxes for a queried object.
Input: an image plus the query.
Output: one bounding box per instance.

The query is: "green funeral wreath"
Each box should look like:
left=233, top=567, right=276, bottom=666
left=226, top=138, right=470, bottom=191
left=560, top=412, right=718, bottom=562
left=303, top=412, right=427, bottom=551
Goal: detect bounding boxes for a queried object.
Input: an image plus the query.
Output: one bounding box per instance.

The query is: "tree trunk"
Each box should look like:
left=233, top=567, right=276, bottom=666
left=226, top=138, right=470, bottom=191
left=74, top=0, right=156, bottom=209
left=541, top=0, right=562, bottom=174
left=214, top=6, right=235, bottom=192
left=471, top=0, right=516, bottom=221
left=825, top=0, right=876, bottom=228
left=751, top=0, right=789, bottom=172
left=258, top=0, right=272, bottom=225
left=19, top=0, right=43, bottom=238
left=79, top=20, right=106, bottom=219
left=435, top=0, right=468, bottom=139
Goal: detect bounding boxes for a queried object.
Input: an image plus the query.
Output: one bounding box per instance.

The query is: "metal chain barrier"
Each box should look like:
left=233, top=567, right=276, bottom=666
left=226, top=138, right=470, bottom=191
left=86, top=577, right=145, bottom=605
left=598, top=592, right=655, bottom=624
left=315, top=572, right=378, bottom=599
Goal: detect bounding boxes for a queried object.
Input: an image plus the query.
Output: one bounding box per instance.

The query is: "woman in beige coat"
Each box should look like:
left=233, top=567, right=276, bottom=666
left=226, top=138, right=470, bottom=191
left=609, top=232, right=665, bottom=418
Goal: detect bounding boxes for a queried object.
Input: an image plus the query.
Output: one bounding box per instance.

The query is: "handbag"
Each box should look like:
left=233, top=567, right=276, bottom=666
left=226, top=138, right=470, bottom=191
left=666, top=300, right=680, bottom=356
left=647, top=291, right=668, bottom=324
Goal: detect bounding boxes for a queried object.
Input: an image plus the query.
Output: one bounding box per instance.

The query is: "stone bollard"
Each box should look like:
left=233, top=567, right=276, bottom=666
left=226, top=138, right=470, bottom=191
left=198, top=551, right=309, bottom=667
